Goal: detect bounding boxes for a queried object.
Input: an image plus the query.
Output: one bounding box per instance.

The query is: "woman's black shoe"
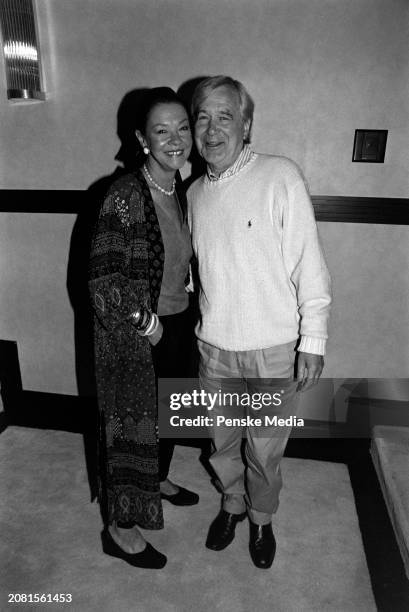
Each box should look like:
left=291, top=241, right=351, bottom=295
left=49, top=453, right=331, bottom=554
left=160, top=485, right=199, bottom=506
left=101, top=528, right=167, bottom=569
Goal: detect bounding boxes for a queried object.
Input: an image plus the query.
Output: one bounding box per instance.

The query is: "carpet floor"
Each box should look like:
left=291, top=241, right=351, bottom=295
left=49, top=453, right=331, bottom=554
left=0, top=427, right=376, bottom=612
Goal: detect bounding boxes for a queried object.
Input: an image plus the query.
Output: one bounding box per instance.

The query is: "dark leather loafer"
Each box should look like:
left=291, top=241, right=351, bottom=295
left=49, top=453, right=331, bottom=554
left=206, top=509, right=247, bottom=551
left=160, top=486, right=199, bottom=506
left=101, top=528, right=167, bottom=569
left=249, top=521, right=276, bottom=569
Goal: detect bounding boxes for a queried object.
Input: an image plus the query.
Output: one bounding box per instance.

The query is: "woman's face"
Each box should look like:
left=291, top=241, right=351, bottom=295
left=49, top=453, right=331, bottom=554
left=138, top=102, right=192, bottom=174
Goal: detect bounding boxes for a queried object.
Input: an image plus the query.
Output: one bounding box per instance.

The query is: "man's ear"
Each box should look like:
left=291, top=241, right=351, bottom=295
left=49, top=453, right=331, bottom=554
left=243, top=119, right=252, bottom=142
left=135, top=129, right=146, bottom=149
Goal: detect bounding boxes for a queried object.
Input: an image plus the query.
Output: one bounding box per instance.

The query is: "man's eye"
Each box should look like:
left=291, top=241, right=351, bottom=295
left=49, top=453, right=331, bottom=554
left=180, top=125, right=190, bottom=131
left=219, top=116, right=230, bottom=122
left=157, top=129, right=167, bottom=134
left=197, top=114, right=208, bottom=122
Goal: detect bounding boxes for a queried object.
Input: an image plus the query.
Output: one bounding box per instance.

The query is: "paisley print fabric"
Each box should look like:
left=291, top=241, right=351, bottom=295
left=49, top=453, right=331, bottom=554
left=88, top=169, right=166, bottom=529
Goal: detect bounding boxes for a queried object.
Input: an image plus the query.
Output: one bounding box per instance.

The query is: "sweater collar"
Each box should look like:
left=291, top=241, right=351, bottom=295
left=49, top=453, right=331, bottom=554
left=207, top=145, right=256, bottom=181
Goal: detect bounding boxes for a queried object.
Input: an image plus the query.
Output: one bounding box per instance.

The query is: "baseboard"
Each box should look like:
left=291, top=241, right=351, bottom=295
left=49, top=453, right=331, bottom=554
left=9, top=390, right=98, bottom=434
left=9, top=390, right=345, bottom=439
left=0, top=339, right=23, bottom=434
left=347, top=396, right=409, bottom=437
left=0, top=411, right=7, bottom=434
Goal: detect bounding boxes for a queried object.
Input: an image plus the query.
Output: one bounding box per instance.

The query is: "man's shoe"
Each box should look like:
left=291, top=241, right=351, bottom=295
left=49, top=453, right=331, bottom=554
left=101, top=529, right=167, bottom=569
left=206, top=509, right=247, bottom=551
left=160, top=486, right=199, bottom=506
left=248, top=521, right=276, bottom=569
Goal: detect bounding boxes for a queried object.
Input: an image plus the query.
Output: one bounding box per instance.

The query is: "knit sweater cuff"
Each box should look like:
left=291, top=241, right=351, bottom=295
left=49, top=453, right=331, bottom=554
left=298, top=336, right=327, bottom=356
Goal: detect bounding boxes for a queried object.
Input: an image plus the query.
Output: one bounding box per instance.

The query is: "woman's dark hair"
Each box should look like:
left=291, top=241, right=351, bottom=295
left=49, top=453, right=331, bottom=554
left=115, top=87, right=189, bottom=170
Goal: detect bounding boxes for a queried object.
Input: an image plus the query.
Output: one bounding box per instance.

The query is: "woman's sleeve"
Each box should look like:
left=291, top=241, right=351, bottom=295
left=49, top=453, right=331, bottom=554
left=88, top=183, right=141, bottom=333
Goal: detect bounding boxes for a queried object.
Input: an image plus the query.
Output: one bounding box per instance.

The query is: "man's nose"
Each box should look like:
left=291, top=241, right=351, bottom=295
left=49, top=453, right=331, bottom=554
left=206, top=118, right=218, bottom=135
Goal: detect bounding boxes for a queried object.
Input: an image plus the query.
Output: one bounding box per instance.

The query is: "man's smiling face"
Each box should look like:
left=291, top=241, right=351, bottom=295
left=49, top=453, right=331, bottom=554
left=194, top=85, right=250, bottom=176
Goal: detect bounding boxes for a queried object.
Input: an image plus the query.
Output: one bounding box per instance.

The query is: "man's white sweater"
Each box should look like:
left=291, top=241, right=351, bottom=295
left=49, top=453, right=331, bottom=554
left=187, top=154, right=331, bottom=354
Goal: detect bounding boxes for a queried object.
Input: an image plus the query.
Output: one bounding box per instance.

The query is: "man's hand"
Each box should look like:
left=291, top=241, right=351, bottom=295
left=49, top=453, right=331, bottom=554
left=296, top=352, right=324, bottom=392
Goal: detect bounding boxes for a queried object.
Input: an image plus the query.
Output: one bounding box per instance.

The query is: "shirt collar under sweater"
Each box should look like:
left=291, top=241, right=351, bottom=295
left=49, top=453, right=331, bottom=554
left=207, top=144, right=257, bottom=181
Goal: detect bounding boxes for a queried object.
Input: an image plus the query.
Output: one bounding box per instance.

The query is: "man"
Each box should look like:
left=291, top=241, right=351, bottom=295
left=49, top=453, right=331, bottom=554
left=187, top=76, right=331, bottom=569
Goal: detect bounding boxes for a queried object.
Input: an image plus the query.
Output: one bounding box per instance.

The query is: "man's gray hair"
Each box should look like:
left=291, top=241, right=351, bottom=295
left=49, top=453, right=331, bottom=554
left=191, top=75, right=254, bottom=142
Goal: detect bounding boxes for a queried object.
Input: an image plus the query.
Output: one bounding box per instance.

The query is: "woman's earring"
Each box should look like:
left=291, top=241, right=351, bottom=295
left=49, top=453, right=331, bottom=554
left=143, top=146, right=150, bottom=155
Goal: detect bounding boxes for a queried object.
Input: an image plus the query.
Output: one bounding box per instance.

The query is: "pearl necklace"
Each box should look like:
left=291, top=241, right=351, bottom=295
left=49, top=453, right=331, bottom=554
left=143, top=164, right=176, bottom=196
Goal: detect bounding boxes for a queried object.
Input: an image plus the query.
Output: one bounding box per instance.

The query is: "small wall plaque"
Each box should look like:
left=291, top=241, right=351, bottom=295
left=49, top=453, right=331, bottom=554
left=352, top=129, right=387, bottom=163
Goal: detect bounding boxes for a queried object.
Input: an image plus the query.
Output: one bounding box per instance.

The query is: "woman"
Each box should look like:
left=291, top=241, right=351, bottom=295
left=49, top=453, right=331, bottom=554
left=88, top=88, right=198, bottom=569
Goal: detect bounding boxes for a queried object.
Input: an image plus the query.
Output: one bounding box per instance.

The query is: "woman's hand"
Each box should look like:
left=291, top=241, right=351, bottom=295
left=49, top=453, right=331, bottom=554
left=147, top=320, right=163, bottom=346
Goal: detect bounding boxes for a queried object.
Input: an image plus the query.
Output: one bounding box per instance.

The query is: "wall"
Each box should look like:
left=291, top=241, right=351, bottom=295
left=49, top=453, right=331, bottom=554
left=0, top=0, right=408, bottom=399
left=0, top=213, right=76, bottom=395
left=321, top=222, right=409, bottom=378
left=0, top=0, right=408, bottom=194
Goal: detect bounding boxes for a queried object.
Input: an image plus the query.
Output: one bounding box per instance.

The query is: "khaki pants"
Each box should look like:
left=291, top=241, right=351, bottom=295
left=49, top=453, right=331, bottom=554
left=198, top=340, right=299, bottom=525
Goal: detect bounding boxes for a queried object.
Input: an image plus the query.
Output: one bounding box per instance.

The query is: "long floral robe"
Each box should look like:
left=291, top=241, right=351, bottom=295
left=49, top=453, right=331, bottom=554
left=88, top=168, right=167, bottom=529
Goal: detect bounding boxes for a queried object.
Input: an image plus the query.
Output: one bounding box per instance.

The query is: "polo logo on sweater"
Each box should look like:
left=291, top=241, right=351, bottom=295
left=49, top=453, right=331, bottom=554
left=248, top=220, right=252, bottom=227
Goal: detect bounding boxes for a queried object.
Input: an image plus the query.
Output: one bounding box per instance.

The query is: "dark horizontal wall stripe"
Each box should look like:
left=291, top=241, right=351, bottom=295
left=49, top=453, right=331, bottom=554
left=0, top=190, right=408, bottom=224
left=0, top=190, right=87, bottom=214
left=313, top=196, right=409, bottom=224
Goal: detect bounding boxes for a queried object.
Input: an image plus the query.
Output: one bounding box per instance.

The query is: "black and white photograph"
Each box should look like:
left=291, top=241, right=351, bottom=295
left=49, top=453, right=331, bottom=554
left=0, top=1, right=408, bottom=611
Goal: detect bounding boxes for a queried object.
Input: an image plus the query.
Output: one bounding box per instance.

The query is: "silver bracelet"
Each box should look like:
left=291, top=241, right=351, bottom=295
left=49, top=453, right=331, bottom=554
left=142, top=313, right=159, bottom=337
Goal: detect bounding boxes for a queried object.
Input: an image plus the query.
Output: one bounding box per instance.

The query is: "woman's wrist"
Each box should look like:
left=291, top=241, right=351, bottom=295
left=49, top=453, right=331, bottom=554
left=147, top=320, right=163, bottom=345
left=130, top=308, right=158, bottom=335
left=130, top=308, right=150, bottom=332
left=142, top=313, right=159, bottom=336
left=131, top=309, right=163, bottom=344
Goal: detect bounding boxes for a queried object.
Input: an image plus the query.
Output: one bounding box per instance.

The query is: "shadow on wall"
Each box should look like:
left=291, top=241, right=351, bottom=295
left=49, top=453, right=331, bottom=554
left=66, top=88, right=152, bottom=400
left=66, top=89, right=157, bottom=504
left=65, top=89, right=158, bottom=505
left=177, top=76, right=209, bottom=187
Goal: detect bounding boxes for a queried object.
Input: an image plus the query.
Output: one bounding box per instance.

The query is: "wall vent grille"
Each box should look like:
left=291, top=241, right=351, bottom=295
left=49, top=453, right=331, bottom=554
left=0, top=0, right=45, bottom=101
